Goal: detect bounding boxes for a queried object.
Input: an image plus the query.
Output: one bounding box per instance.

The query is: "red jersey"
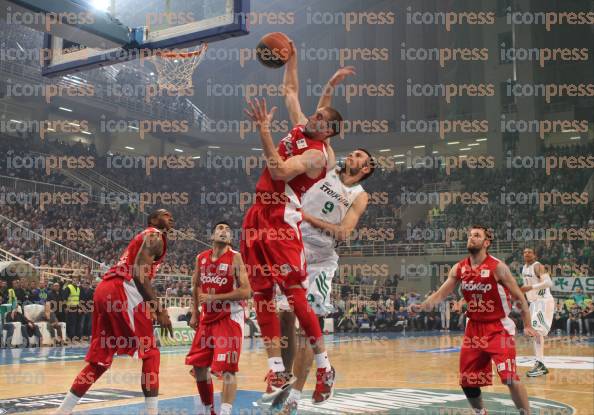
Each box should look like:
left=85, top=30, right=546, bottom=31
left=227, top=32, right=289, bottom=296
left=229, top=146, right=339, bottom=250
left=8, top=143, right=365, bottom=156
left=255, top=125, right=327, bottom=207
left=197, top=248, right=243, bottom=324
left=103, top=227, right=167, bottom=281
left=456, top=254, right=514, bottom=328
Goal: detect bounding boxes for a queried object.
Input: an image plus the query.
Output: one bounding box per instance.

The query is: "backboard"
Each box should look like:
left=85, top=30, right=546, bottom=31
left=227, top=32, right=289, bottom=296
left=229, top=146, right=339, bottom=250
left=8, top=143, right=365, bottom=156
left=40, top=0, right=249, bottom=77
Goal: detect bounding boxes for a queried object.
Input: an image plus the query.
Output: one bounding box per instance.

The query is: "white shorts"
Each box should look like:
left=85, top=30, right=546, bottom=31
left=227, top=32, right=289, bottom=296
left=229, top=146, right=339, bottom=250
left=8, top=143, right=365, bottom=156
left=529, top=298, right=555, bottom=336
left=276, top=245, right=338, bottom=317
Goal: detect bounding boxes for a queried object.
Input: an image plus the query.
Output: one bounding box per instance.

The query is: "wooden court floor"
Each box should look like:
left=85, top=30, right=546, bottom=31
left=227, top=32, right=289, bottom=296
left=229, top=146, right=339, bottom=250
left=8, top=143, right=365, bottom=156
left=1, top=333, right=592, bottom=414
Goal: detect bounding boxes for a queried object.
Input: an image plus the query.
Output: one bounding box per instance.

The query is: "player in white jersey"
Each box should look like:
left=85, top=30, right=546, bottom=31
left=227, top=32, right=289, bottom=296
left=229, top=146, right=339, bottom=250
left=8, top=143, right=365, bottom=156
left=275, top=148, right=374, bottom=414
left=520, top=247, right=554, bottom=377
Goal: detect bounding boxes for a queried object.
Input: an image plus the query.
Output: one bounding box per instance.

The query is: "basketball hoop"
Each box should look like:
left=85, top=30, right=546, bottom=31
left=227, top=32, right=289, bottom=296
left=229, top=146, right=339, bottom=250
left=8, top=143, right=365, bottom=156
left=152, top=43, right=208, bottom=92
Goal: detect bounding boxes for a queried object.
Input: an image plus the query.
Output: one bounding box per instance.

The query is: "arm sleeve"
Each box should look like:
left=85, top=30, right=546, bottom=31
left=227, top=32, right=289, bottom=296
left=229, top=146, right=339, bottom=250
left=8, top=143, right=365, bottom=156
left=531, top=273, right=552, bottom=290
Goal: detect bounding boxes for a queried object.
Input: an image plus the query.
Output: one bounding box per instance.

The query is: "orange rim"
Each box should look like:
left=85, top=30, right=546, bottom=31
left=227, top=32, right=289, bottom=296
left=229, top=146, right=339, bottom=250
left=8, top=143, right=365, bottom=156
left=154, top=44, right=208, bottom=59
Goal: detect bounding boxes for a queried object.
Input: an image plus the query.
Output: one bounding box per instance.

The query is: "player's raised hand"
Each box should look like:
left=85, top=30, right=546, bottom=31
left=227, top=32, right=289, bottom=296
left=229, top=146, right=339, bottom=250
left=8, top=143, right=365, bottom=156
left=524, top=326, right=538, bottom=337
left=244, top=98, right=278, bottom=129
left=409, top=303, right=423, bottom=313
left=330, top=66, right=357, bottom=86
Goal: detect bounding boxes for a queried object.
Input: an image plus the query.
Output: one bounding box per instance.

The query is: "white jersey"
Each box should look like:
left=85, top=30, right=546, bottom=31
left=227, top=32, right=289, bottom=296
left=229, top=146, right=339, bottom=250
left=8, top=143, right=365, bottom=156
left=300, top=169, right=365, bottom=251
left=522, top=261, right=553, bottom=302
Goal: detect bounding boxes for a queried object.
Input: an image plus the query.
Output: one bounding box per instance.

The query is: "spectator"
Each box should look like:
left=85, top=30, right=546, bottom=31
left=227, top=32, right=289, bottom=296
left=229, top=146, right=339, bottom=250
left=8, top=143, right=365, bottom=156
left=572, top=288, right=586, bottom=307
left=78, top=279, right=94, bottom=340
left=63, top=278, right=81, bottom=342
left=46, top=282, right=65, bottom=325
left=567, top=304, right=583, bottom=335
left=583, top=301, right=594, bottom=335
left=5, top=305, right=42, bottom=348
left=42, top=297, right=64, bottom=346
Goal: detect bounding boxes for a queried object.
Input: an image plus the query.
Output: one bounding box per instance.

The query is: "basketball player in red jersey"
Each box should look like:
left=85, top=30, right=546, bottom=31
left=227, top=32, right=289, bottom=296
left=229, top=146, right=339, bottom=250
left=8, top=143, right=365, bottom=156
left=412, top=225, right=537, bottom=415
left=186, top=221, right=251, bottom=415
left=55, top=209, right=174, bottom=415
left=241, top=42, right=348, bottom=403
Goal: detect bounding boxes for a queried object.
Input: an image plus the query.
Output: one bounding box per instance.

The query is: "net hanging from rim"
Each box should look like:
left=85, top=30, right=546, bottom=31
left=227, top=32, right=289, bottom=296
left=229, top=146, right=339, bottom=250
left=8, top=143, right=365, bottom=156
left=152, top=43, right=208, bottom=92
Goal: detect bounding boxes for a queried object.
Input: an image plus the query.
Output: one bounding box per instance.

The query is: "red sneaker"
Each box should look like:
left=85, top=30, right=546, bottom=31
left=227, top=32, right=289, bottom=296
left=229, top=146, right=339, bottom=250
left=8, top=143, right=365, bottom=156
left=312, top=366, right=335, bottom=404
left=262, top=370, right=295, bottom=401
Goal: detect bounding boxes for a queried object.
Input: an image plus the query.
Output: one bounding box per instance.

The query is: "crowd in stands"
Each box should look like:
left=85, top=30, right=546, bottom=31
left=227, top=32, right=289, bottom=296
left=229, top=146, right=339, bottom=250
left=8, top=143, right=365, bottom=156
left=0, top=277, right=95, bottom=348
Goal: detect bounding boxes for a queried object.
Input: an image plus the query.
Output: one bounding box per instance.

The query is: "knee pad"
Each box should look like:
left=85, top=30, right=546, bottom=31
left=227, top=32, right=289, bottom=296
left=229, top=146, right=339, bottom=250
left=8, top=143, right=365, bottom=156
left=462, top=386, right=481, bottom=399
left=142, top=348, right=160, bottom=392
left=285, top=287, right=322, bottom=345
left=253, top=288, right=280, bottom=341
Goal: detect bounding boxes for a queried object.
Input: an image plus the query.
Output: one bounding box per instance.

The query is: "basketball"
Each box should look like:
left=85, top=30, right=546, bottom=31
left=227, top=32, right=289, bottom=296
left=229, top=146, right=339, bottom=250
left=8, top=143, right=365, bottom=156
left=256, top=32, right=293, bottom=68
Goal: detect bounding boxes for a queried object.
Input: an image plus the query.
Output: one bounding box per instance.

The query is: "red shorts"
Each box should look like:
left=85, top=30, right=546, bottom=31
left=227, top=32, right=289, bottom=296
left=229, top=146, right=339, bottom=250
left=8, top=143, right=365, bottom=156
left=86, top=276, right=157, bottom=367
left=185, top=314, right=244, bottom=373
left=459, top=319, right=519, bottom=387
left=240, top=203, right=307, bottom=292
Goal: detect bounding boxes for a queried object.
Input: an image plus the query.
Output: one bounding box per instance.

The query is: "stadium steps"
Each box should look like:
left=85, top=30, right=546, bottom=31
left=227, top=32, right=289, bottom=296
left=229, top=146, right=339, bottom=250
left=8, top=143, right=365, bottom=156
left=397, top=181, right=463, bottom=232
left=0, top=213, right=101, bottom=272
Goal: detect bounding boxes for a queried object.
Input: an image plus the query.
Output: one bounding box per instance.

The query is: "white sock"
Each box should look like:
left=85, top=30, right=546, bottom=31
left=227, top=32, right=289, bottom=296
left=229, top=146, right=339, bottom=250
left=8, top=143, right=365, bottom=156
left=534, top=334, right=544, bottom=363
left=144, top=397, right=158, bottom=415
left=55, top=391, right=80, bottom=415
left=268, top=357, right=285, bottom=372
left=204, top=404, right=212, bottom=413
left=220, top=403, right=233, bottom=415
left=287, top=388, right=302, bottom=403
left=474, top=409, right=487, bottom=415
left=314, top=351, right=331, bottom=371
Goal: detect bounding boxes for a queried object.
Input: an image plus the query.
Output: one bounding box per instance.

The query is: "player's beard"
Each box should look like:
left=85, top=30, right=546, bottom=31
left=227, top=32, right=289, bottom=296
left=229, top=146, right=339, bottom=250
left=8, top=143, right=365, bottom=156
left=340, top=164, right=360, bottom=177
left=467, top=245, right=481, bottom=255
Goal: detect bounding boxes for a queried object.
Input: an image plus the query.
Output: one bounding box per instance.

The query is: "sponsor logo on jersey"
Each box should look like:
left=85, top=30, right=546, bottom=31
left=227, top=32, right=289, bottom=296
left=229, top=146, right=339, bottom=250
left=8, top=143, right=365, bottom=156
left=219, top=263, right=229, bottom=272
left=320, top=183, right=350, bottom=207
left=480, top=269, right=490, bottom=278
left=296, top=138, right=308, bottom=149
left=461, top=281, right=492, bottom=293
left=201, top=275, right=228, bottom=286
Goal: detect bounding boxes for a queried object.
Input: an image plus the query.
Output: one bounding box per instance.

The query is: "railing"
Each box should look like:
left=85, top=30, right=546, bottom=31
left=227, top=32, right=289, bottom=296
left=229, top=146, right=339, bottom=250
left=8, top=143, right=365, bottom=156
left=0, top=174, right=84, bottom=194
left=0, top=213, right=101, bottom=271
left=337, top=240, right=520, bottom=257
left=159, top=297, right=193, bottom=308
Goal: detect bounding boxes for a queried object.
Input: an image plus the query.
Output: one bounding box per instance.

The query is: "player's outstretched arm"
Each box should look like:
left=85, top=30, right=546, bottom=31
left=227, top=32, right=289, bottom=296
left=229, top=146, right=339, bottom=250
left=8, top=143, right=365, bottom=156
left=495, top=262, right=537, bottom=337
left=245, top=97, right=325, bottom=181
left=302, top=192, right=369, bottom=241
left=317, top=66, right=357, bottom=110
left=189, top=255, right=200, bottom=329
left=133, top=232, right=173, bottom=337
left=413, top=264, right=459, bottom=312
left=283, top=41, right=308, bottom=126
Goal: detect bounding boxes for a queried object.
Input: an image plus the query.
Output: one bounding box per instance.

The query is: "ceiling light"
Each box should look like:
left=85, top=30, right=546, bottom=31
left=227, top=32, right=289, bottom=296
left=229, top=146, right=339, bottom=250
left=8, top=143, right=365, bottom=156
left=468, top=143, right=479, bottom=147
left=208, top=145, right=221, bottom=149
left=128, top=125, right=139, bottom=131
left=9, top=119, right=23, bottom=124
left=59, top=107, right=73, bottom=112
left=447, top=141, right=460, bottom=145
left=475, top=138, right=487, bottom=142
left=413, top=145, right=425, bottom=149
left=192, top=156, right=201, bottom=159
left=569, top=136, right=581, bottom=140
left=393, top=154, right=405, bottom=158
left=251, top=148, right=262, bottom=151
left=174, top=148, right=184, bottom=153
left=432, top=151, right=438, bottom=154
left=460, top=148, right=471, bottom=151
left=379, top=149, right=391, bottom=153
left=81, top=131, right=92, bottom=135
left=125, top=146, right=135, bottom=150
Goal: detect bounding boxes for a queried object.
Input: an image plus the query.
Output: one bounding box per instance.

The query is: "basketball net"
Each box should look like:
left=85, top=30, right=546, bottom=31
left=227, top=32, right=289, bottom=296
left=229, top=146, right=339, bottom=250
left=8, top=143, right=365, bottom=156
left=151, top=43, right=208, bottom=92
